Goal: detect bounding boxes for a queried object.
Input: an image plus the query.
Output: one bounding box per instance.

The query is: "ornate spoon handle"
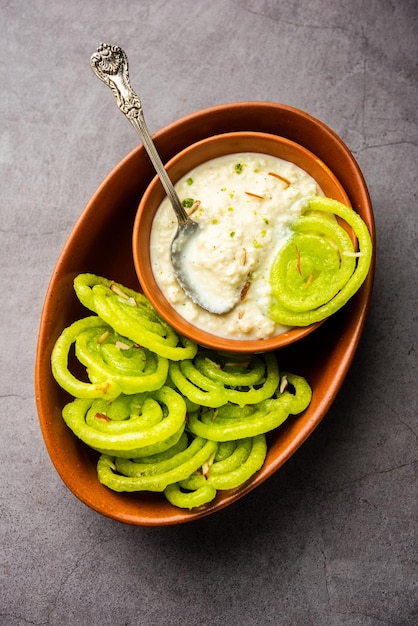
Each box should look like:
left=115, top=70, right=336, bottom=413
left=90, top=43, right=190, bottom=226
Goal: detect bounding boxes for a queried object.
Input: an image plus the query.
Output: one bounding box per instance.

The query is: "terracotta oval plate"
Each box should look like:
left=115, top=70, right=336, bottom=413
left=35, top=102, right=375, bottom=526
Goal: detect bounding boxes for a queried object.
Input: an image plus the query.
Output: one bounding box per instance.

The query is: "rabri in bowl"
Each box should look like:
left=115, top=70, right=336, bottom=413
left=133, top=131, right=351, bottom=353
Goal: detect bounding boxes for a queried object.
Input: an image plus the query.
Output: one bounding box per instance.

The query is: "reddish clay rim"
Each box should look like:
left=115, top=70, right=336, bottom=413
left=133, top=131, right=351, bottom=353
left=35, top=102, right=375, bottom=526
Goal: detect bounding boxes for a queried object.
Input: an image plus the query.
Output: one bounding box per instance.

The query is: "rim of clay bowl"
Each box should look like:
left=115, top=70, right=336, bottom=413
left=133, top=130, right=351, bottom=353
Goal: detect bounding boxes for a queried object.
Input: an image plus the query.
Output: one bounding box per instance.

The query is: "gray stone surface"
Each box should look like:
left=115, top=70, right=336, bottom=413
left=1, top=1, right=417, bottom=624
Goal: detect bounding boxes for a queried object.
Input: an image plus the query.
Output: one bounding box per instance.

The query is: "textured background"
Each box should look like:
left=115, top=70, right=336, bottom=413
left=1, top=1, right=417, bottom=624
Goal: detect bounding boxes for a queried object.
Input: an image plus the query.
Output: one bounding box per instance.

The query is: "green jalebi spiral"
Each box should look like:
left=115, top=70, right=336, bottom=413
left=97, top=436, right=218, bottom=492
left=74, top=274, right=197, bottom=360
left=51, top=316, right=121, bottom=399
left=51, top=315, right=169, bottom=399
left=269, top=196, right=372, bottom=326
left=169, top=351, right=280, bottom=408
left=187, top=373, right=312, bottom=441
left=62, top=386, right=187, bottom=457
left=164, top=434, right=267, bottom=509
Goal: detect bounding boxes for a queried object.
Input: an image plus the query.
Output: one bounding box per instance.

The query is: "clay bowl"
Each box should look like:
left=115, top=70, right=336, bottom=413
left=35, top=102, right=375, bottom=526
left=133, top=130, right=351, bottom=353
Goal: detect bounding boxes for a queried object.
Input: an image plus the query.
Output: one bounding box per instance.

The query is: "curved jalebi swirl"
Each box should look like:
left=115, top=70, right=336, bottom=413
left=51, top=316, right=121, bottom=399
left=206, top=435, right=266, bottom=489
left=164, top=478, right=218, bottom=509
left=97, top=436, right=218, bottom=492
left=169, top=351, right=280, bottom=408
left=269, top=196, right=372, bottom=326
left=164, top=434, right=267, bottom=509
left=73, top=274, right=197, bottom=360
left=61, top=386, right=187, bottom=457
left=187, top=373, right=312, bottom=441
left=75, top=320, right=168, bottom=394
left=51, top=315, right=168, bottom=399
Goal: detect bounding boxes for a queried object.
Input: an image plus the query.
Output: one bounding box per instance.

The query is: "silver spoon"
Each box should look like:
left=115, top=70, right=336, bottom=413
left=90, top=42, right=234, bottom=315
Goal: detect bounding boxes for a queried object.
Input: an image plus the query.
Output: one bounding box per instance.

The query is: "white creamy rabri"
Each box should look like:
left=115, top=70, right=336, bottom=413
left=150, top=152, right=321, bottom=340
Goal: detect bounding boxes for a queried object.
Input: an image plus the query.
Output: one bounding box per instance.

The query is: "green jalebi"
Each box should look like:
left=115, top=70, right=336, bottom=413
left=169, top=351, right=280, bottom=408
left=51, top=315, right=169, bottom=400
left=97, top=436, right=218, bottom=493
left=164, top=435, right=267, bottom=509
left=62, top=386, right=187, bottom=457
left=269, top=196, right=372, bottom=326
left=74, top=274, right=197, bottom=360
left=187, top=373, right=312, bottom=441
